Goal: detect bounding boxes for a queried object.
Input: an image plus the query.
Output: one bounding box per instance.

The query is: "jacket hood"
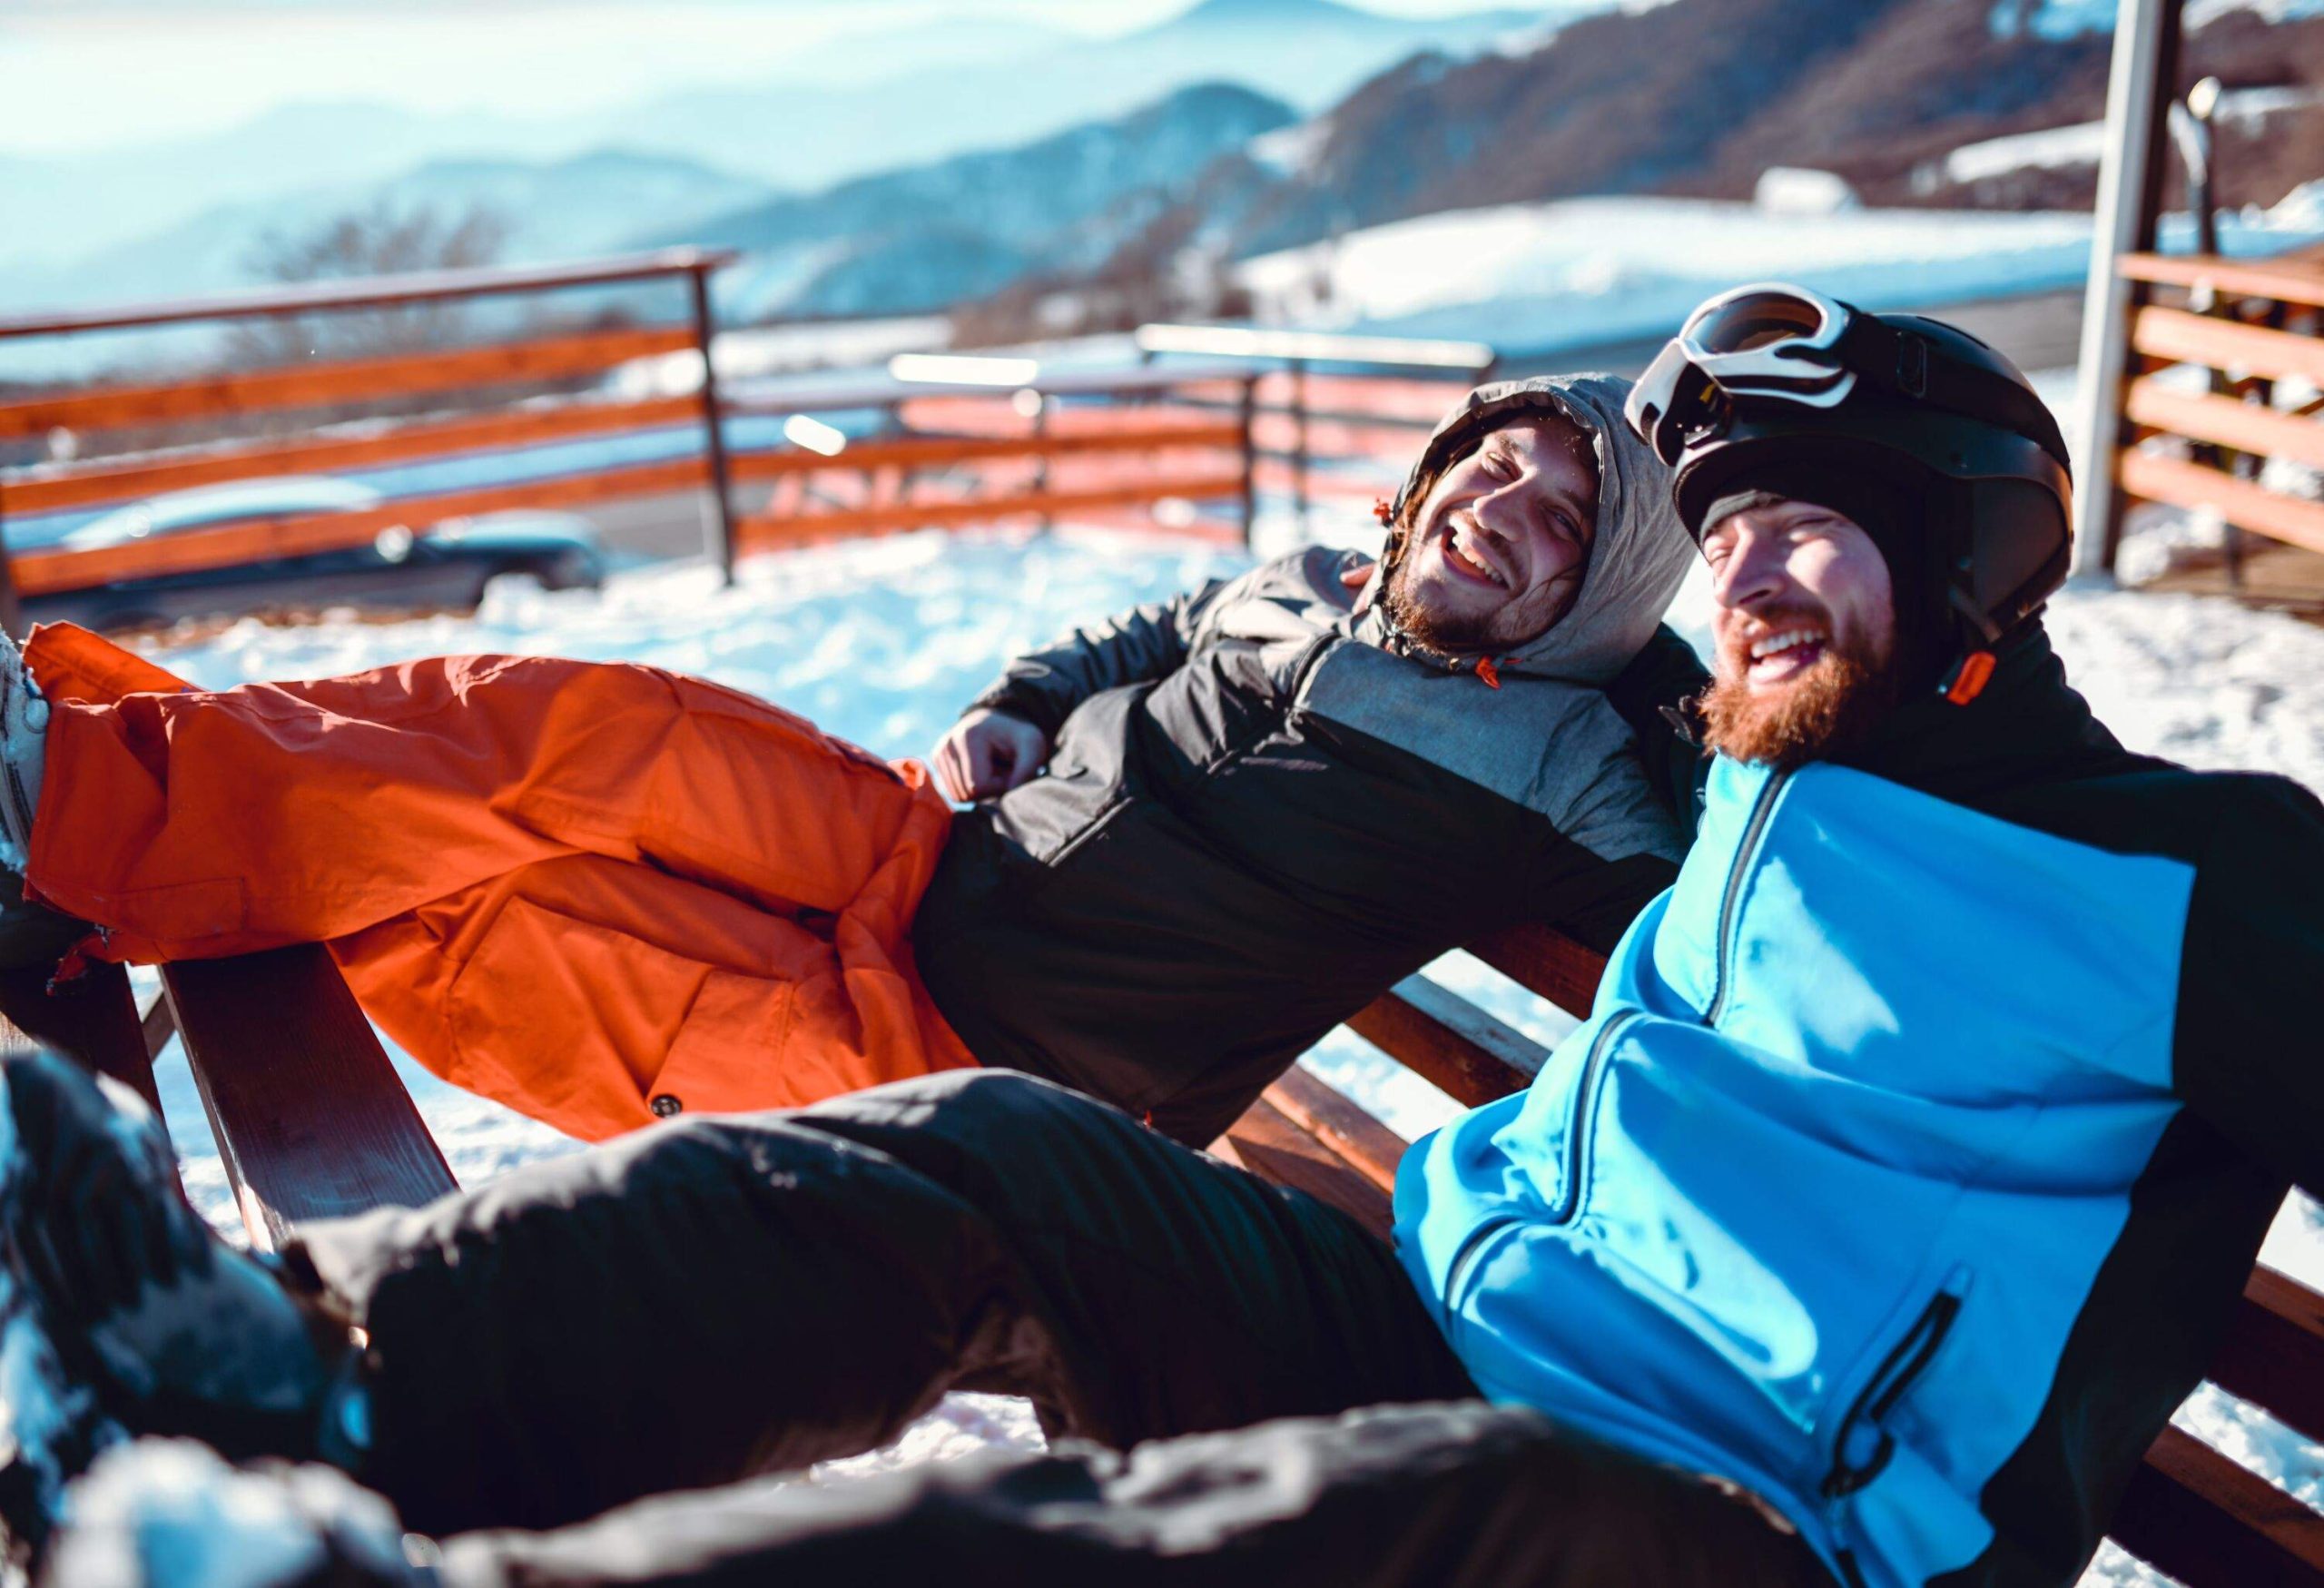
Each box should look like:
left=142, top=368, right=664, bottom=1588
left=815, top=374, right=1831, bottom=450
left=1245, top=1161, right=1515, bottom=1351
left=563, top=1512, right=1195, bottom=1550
left=1358, top=373, right=1694, bottom=687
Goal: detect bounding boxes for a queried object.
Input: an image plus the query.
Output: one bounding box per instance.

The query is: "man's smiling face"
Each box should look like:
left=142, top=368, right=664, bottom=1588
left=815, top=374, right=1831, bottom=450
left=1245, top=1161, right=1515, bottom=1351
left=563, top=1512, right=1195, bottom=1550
left=1699, top=496, right=1901, bottom=768
left=1385, top=417, right=1600, bottom=655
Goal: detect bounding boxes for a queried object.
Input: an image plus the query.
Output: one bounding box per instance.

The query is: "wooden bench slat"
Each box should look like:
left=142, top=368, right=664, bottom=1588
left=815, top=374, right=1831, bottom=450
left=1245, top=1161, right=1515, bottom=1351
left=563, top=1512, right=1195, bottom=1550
left=1466, top=922, right=1606, bottom=1020
left=138, top=989, right=176, bottom=1063
left=1213, top=1095, right=1393, bottom=1241
left=2113, top=1424, right=2324, bottom=1586
left=1344, top=974, right=1546, bottom=1110
left=1265, top=1066, right=1409, bottom=1195
left=162, top=945, right=454, bottom=1251
left=2208, top=1266, right=2324, bottom=1449
left=0, top=961, right=164, bottom=1118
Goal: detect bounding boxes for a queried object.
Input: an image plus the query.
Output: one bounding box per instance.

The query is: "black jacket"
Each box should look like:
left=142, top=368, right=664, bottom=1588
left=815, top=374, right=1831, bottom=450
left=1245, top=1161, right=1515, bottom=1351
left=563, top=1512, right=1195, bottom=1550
left=911, top=546, right=1691, bottom=1144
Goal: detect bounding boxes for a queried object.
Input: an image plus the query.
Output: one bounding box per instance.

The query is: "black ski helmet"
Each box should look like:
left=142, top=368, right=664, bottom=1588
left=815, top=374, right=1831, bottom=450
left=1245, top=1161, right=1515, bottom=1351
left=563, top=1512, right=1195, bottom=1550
left=1625, top=284, right=2073, bottom=703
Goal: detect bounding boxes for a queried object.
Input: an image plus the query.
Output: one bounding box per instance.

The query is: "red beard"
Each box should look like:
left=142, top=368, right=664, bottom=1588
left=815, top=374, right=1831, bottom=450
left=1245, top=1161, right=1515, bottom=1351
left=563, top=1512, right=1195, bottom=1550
left=1700, top=617, right=1899, bottom=771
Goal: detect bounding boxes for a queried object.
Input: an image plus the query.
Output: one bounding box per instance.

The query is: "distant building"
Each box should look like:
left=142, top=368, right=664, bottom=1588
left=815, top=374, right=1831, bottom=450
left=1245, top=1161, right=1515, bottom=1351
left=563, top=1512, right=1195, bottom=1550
left=1755, top=167, right=1862, bottom=217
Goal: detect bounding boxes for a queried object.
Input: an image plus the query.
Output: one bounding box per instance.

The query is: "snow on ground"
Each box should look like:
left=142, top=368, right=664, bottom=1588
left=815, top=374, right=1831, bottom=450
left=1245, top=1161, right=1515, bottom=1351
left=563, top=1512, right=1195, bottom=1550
left=1234, top=195, right=2324, bottom=357
left=123, top=490, right=2324, bottom=1580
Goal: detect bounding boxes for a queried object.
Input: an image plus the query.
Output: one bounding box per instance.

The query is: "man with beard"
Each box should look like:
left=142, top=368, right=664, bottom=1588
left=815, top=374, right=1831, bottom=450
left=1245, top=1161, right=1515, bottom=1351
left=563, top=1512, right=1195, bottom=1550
left=0, top=374, right=1691, bottom=1149
left=9, top=287, right=2319, bottom=1588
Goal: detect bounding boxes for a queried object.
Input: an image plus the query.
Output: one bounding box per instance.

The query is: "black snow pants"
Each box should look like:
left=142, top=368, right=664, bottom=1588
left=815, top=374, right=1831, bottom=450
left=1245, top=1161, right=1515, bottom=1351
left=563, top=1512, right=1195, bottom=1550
left=286, top=1070, right=1830, bottom=1588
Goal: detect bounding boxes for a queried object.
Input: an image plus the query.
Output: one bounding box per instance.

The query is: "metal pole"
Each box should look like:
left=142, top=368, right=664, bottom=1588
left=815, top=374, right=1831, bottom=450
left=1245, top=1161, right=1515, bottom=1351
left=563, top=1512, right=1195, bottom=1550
left=1238, top=374, right=1258, bottom=550
left=1290, top=358, right=1310, bottom=538
left=687, top=266, right=738, bottom=587
left=2068, top=0, right=2184, bottom=581
left=1031, top=391, right=1053, bottom=536
left=0, top=492, right=18, bottom=639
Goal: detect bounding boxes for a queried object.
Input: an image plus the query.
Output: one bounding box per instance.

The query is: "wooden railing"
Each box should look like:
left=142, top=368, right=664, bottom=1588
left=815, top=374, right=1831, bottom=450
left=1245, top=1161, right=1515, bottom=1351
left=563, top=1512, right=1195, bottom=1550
left=2092, top=250, right=2324, bottom=577
left=1137, top=322, right=1497, bottom=537
left=0, top=251, right=743, bottom=624
left=0, top=266, right=1512, bottom=633
left=718, top=360, right=1262, bottom=552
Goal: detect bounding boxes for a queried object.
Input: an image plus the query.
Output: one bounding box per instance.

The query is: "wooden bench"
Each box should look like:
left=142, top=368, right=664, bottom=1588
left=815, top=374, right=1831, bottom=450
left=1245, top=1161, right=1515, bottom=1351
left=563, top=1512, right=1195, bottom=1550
left=5, top=928, right=2320, bottom=1584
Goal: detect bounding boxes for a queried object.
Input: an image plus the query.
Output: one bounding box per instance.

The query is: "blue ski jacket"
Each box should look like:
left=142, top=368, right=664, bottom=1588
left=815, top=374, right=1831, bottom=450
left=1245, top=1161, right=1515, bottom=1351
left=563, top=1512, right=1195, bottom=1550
left=1394, top=630, right=2324, bottom=1588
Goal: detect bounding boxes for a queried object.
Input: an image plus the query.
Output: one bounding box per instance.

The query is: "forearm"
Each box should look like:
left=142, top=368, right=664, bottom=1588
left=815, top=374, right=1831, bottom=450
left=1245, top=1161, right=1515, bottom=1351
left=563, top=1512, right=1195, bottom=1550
left=970, top=586, right=1218, bottom=738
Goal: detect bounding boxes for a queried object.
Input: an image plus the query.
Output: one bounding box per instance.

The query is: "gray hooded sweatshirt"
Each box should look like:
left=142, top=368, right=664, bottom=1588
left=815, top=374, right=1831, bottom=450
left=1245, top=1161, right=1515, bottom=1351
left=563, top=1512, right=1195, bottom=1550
left=912, top=374, right=1698, bottom=1144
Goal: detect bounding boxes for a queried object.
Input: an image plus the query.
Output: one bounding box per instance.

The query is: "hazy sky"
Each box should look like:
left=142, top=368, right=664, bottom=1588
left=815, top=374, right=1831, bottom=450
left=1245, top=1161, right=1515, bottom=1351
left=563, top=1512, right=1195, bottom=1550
left=0, top=0, right=1531, bottom=157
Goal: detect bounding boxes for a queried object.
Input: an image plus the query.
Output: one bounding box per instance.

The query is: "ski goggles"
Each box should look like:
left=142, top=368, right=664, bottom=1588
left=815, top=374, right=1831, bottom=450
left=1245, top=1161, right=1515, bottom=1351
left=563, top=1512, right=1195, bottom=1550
left=1626, top=283, right=1915, bottom=466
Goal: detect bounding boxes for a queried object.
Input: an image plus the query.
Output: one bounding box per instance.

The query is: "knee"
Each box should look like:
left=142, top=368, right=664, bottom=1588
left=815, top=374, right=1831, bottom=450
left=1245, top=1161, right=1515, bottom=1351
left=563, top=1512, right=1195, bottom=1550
left=878, top=1068, right=1119, bottom=1137
left=792, top=1068, right=1138, bottom=1180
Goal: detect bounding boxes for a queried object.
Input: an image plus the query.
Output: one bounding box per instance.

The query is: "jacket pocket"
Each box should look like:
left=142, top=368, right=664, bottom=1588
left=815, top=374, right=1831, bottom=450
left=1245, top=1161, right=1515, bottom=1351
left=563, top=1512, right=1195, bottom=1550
left=1440, top=1217, right=1523, bottom=1332
left=1546, top=1010, right=1640, bottom=1225
left=645, top=968, right=803, bottom=1115
left=1819, top=1266, right=1974, bottom=1501
left=446, top=894, right=785, bottom=1140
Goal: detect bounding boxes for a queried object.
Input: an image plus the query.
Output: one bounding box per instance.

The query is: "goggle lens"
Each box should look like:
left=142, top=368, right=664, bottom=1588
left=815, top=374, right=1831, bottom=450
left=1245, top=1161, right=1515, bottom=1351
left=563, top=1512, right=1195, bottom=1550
left=1684, top=289, right=1835, bottom=359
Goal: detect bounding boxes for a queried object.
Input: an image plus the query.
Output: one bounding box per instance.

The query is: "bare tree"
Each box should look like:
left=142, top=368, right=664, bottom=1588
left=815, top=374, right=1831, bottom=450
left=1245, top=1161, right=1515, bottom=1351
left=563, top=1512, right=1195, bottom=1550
left=225, top=200, right=510, bottom=368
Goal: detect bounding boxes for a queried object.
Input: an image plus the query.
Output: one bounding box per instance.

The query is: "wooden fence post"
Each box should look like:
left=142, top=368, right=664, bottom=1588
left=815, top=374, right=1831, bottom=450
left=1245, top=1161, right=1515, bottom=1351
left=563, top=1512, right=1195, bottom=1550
left=688, top=265, right=738, bottom=587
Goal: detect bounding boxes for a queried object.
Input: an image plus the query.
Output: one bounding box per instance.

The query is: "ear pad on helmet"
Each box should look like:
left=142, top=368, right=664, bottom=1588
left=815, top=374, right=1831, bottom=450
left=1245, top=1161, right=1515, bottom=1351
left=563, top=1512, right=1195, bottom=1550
left=1963, top=478, right=2072, bottom=636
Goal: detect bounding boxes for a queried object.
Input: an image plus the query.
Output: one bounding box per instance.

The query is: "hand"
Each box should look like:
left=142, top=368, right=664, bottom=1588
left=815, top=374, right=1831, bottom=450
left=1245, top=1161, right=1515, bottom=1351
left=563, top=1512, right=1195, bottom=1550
left=1342, top=557, right=1379, bottom=614
left=931, top=709, right=1050, bottom=803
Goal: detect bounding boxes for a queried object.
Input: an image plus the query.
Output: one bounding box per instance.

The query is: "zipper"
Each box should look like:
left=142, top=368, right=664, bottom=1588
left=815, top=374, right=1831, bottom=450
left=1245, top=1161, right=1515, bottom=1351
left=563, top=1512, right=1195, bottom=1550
left=1704, top=768, right=1793, bottom=1026
left=1441, top=1216, right=1521, bottom=1327
left=1545, top=1009, right=1640, bottom=1225
left=1818, top=1283, right=1966, bottom=1501
left=1443, top=1007, right=1640, bottom=1328
left=1044, top=796, right=1127, bottom=867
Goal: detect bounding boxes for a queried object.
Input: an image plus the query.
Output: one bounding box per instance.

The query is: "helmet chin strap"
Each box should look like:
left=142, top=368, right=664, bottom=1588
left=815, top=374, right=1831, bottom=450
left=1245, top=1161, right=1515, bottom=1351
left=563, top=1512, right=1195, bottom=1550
left=1937, top=583, right=2004, bottom=705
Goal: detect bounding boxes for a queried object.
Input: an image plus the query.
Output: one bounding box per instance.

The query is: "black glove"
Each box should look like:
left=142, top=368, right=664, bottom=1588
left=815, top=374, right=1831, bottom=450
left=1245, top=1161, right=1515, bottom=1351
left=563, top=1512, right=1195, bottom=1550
left=3, top=1050, right=212, bottom=1330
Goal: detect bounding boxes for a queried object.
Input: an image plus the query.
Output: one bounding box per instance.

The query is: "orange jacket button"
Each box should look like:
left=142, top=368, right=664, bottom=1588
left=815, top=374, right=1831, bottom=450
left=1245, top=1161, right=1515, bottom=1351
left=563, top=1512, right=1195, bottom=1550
left=649, top=1094, right=683, bottom=1119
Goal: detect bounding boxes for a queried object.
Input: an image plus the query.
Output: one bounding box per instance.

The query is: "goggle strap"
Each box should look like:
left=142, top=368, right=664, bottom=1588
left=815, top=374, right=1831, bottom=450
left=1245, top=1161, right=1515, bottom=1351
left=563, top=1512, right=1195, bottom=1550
left=1835, top=317, right=2055, bottom=454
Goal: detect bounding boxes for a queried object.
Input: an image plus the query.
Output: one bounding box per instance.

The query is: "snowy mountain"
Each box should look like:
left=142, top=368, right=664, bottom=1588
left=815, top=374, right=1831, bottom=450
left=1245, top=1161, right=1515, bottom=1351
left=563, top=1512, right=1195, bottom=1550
left=591, top=0, right=1548, bottom=192
left=0, top=149, right=776, bottom=317
left=0, top=0, right=1566, bottom=283
left=1002, top=0, right=2324, bottom=324
left=638, top=83, right=1297, bottom=321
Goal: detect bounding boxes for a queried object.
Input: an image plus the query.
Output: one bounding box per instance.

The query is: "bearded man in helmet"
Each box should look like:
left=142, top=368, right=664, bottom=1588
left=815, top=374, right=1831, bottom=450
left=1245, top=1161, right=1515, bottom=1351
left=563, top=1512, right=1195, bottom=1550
left=8, top=287, right=2321, bottom=1588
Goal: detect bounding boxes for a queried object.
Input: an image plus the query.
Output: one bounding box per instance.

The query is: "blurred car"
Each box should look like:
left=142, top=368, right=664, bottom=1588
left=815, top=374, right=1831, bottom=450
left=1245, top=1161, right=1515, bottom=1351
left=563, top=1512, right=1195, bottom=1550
left=26, top=475, right=606, bottom=632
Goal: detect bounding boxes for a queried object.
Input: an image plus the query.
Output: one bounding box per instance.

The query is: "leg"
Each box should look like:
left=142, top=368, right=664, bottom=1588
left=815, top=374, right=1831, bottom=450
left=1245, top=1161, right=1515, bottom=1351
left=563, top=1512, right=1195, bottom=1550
left=332, top=853, right=970, bottom=1142
left=21, top=632, right=949, bottom=965
left=433, top=1405, right=1829, bottom=1588
left=289, top=1070, right=1472, bottom=1536
left=54, top=1406, right=1828, bottom=1588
